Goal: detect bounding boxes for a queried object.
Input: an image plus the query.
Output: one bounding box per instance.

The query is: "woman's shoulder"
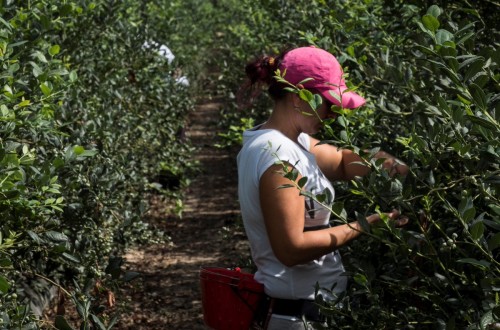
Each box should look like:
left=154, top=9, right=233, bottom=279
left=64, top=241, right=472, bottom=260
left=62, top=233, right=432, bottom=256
left=243, top=128, right=290, bottom=146
left=247, top=130, right=305, bottom=155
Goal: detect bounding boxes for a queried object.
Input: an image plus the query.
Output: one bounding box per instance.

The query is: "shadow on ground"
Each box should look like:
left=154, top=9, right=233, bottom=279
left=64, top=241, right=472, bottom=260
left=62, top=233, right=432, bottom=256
left=116, top=98, right=250, bottom=329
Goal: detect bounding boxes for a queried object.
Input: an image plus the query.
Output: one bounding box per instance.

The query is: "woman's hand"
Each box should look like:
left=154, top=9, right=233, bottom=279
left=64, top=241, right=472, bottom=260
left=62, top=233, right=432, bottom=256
left=310, top=137, right=410, bottom=181
left=375, top=151, right=409, bottom=177
left=367, top=209, right=409, bottom=227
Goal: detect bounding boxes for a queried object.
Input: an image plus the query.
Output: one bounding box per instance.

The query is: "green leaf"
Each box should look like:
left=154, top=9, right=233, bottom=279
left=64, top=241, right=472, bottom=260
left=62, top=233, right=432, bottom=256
left=297, top=78, right=314, bottom=85
left=45, top=231, right=68, bottom=243
left=414, top=44, right=437, bottom=56
left=321, top=188, right=333, bottom=204
left=0, top=258, right=12, bottom=267
left=15, top=99, right=31, bottom=108
left=468, top=83, right=487, bottom=110
left=336, top=116, right=348, bottom=128
left=466, top=115, right=497, bottom=130
left=298, top=89, right=313, bottom=102
left=331, top=201, right=346, bottom=220
left=53, top=157, right=65, bottom=168
left=62, top=253, right=81, bottom=263
left=49, top=68, right=69, bottom=76
left=457, top=258, right=490, bottom=270
left=75, top=299, right=88, bottom=320
left=298, top=177, right=308, bottom=188
left=79, top=150, right=98, bottom=157
left=73, top=146, right=85, bottom=155
left=328, top=90, right=342, bottom=104
left=33, top=51, right=48, bottom=63
left=283, top=169, right=297, bottom=181
left=426, top=60, right=461, bottom=85
left=436, top=29, right=454, bottom=45
left=55, top=315, right=75, bottom=330
left=40, top=82, right=52, bottom=96
left=49, top=45, right=61, bottom=56
left=427, top=170, right=435, bottom=185
left=422, top=14, right=439, bottom=33
left=457, top=32, right=475, bottom=45
left=353, top=273, right=368, bottom=286
left=459, top=55, right=484, bottom=71
left=3, top=85, right=13, bottom=97
left=0, top=275, right=10, bottom=294
left=27, top=230, right=43, bottom=244
left=123, top=271, right=141, bottom=282
left=0, top=16, right=11, bottom=30
left=69, top=70, right=78, bottom=82
left=459, top=196, right=474, bottom=222
left=427, top=5, right=442, bottom=17
left=463, top=207, right=476, bottom=223
left=469, top=221, right=484, bottom=240
left=310, top=94, right=322, bottom=110
left=350, top=189, right=364, bottom=195
left=8, top=62, right=19, bottom=74
left=489, top=204, right=500, bottom=216
left=30, top=61, right=43, bottom=77
left=480, top=311, right=494, bottom=330
left=488, top=232, right=500, bottom=251
left=90, top=314, right=107, bottom=330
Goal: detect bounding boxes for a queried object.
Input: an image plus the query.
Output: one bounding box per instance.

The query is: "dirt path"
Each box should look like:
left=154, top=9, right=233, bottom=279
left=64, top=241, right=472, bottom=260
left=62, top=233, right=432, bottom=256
left=116, top=97, right=249, bottom=329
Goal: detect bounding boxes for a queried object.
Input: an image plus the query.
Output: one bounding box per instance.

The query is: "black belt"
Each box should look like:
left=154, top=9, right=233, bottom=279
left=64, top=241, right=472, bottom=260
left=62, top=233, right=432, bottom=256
left=271, top=298, right=324, bottom=322
left=303, top=224, right=330, bottom=232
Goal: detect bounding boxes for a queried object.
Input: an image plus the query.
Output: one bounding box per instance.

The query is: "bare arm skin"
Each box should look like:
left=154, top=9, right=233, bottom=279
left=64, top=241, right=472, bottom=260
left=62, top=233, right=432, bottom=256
left=309, top=136, right=409, bottom=181
left=259, top=163, right=402, bottom=267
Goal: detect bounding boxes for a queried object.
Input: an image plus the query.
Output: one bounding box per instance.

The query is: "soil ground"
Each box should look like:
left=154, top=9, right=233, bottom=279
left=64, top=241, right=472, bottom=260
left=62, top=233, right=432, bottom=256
left=115, top=97, right=251, bottom=329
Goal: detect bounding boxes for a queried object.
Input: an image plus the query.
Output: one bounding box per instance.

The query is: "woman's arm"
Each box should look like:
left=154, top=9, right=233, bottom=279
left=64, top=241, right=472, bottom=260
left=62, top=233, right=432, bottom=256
left=259, top=163, right=402, bottom=267
left=309, top=136, right=409, bottom=181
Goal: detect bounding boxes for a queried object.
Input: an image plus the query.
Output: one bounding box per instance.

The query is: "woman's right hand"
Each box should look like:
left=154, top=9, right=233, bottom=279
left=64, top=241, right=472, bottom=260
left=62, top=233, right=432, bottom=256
left=367, top=209, right=409, bottom=227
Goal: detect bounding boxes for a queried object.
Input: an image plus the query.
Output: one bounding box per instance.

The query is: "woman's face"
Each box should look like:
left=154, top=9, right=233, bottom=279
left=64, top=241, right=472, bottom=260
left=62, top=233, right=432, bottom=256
left=300, top=97, right=336, bottom=134
left=318, top=98, right=337, bottom=120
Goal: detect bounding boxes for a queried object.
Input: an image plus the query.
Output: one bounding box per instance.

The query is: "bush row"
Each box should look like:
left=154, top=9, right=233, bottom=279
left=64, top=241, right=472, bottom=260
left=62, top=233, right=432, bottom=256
left=0, top=0, right=201, bottom=328
left=212, top=0, right=499, bottom=328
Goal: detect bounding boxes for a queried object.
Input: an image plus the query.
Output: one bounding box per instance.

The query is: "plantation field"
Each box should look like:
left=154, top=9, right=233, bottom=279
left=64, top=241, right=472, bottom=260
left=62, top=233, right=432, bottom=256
left=0, top=0, right=498, bottom=329
left=90, top=97, right=246, bottom=329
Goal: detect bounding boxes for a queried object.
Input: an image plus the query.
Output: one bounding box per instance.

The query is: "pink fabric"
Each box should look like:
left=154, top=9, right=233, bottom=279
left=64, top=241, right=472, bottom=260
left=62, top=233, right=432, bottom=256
left=279, top=46, right=366, bottom=109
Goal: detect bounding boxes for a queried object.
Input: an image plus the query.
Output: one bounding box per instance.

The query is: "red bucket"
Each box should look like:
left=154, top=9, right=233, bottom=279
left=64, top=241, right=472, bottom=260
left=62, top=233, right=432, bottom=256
left=200, top=266, right=265, bottom=330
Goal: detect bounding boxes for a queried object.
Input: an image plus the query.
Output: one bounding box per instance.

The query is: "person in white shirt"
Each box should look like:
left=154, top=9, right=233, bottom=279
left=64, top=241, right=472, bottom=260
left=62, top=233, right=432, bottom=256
left=237, top=46, right=409, bottom=329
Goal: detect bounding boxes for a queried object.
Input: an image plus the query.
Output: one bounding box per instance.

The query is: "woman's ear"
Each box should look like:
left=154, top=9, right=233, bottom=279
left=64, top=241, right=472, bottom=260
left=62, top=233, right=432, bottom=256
left=290, top=92, right=303, bottom=109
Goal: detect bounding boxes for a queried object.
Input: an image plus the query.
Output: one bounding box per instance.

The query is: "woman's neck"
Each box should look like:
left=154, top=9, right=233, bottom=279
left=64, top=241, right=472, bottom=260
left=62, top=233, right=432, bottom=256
left=261, top=103, right=301, bottom=142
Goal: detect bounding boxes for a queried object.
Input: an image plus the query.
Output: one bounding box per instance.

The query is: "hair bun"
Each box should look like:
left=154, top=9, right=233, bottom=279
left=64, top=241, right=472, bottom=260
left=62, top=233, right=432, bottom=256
left=266, top=56, right=275, bottom=67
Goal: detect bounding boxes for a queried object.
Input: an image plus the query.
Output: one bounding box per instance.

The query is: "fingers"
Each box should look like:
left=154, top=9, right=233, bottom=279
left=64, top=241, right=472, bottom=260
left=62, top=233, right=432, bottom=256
left=388, top=209, right=400, bottom=219
left=366, top=213, right=381, bottom=225
left=388, top=209, right=409, bottom=227
left=395, top=162, right=410, bottom=176
left=366, top=209, right=410, bottom=228
left=395, top=216, right=409, bottom=227
left=388, top=159, right=409, bottom=177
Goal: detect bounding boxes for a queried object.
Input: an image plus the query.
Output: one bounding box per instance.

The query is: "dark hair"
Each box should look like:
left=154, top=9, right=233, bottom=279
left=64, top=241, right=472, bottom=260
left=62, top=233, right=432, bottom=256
left=243, top=48, right=292, bottom=100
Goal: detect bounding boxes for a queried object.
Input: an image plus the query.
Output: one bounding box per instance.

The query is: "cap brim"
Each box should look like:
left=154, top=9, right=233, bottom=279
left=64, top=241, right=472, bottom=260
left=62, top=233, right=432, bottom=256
left=320, top=87, right=366, bottom=109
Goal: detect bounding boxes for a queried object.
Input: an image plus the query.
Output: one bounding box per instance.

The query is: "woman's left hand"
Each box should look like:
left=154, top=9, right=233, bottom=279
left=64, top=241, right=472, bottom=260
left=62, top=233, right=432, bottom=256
left=376, top=151, right=409, bottom=177
left=388, top=158, right=409, bottom=177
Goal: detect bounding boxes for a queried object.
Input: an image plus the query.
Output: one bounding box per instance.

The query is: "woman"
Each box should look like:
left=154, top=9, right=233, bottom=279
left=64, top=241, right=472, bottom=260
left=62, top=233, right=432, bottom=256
left=237, top=46, right=409, bottom=329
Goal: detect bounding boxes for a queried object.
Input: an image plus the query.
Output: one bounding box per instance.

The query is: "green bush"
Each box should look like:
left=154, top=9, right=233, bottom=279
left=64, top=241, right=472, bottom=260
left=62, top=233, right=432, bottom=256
left=1, top=0, right=497, bottom=328
left=323, top=4, right=499, bottom=328
left=213, top=0, right=499, bottom=328
left=0, top=0, right=200, bottom=328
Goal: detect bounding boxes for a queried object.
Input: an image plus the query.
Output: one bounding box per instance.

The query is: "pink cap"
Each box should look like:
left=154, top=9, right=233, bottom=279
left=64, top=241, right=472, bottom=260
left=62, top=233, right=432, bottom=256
left=279, top=46, right=366, bottom=109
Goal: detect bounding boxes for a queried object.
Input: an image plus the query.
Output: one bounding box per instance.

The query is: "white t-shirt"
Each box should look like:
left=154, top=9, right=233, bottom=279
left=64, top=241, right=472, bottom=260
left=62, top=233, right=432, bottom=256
left=237, top=126, right=347, bottom=300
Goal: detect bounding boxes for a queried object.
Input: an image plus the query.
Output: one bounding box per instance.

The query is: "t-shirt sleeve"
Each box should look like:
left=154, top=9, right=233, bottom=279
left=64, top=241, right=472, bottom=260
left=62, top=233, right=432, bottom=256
left=297, top=133, right=310, bottom=151
left=255, top=135, right=306, bottom=180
